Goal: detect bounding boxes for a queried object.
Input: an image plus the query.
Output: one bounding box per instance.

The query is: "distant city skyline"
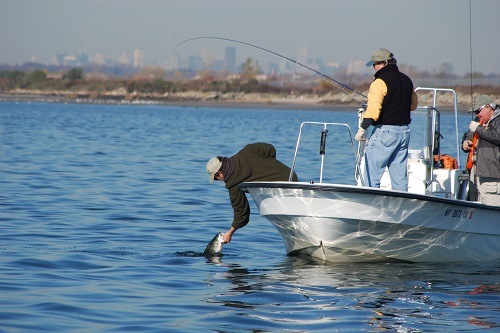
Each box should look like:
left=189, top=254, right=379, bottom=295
left=34, top=46, right=376, bottom=75
left=18, top=45, right=482, bottom=79
left=1, top=0, right=499, bottom=76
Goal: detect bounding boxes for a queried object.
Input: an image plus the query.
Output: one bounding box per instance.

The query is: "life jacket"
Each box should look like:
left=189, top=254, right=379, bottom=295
left=433, top=154, right=458, bottom=170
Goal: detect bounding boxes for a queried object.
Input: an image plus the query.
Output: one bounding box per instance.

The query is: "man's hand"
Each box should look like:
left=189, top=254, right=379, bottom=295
left=355, top=128, right=366, bottom=141
left=469, top=121, right=480, bottom=132
left=462, top=139, right=473, bottom=151
left=222, top=227, right=236, bottom=244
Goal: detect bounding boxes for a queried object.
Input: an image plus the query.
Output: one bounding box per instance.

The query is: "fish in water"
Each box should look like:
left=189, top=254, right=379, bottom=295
left=204, top=232, right=224, bottom=257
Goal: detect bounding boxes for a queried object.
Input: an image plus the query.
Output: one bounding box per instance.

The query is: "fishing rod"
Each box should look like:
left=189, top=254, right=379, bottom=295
left=177, top=36, right=368, bottom=103
left=469, top=0, right=473, bottom=113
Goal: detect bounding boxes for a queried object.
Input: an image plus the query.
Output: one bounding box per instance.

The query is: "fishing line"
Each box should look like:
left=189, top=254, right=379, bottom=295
left=178, top=36, right=368, bottom=103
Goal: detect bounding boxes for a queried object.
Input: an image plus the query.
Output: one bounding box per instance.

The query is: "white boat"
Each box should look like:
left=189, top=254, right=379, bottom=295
left=239, top=88, right=500, bottom=263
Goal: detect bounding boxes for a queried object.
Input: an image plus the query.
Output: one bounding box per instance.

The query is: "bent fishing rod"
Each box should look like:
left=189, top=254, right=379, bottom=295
left=177, top=36, right=368, bottom=103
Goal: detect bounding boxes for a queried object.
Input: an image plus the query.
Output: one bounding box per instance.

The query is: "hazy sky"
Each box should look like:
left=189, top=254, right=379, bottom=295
left=1, top=0, right=498, bottom=75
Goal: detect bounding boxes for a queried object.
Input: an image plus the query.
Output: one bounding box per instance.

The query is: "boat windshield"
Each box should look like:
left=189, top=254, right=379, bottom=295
left=408, top=107, right=439, bottom=161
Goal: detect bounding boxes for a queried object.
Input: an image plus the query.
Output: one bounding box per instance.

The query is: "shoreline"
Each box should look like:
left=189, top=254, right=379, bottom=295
left=0, top=91, right=359, bottom=111
left=1, top=89, right=494, bottom=112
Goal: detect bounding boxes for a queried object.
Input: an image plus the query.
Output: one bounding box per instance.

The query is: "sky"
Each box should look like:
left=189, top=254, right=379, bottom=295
left=1, top=0, right=499, bottom=75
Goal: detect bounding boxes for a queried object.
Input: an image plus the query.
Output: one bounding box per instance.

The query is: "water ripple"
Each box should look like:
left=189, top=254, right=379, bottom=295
left=0, top=102, right=498, bottom=332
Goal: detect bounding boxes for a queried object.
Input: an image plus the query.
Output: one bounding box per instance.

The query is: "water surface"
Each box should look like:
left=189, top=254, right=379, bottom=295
left=1, top=101, right=498, bottom=332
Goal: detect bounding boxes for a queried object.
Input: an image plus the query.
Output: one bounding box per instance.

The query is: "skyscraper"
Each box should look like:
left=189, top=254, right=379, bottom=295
left=133, top=49, right=145, bottom=68
left=225, top=47, right=236, bottom=73
left=119, top=51, right=129, bottom=66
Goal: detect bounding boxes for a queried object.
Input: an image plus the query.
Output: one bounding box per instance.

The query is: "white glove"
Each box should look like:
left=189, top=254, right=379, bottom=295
left=462, top=139, right=472, bottom=151
left=469, top=121, right=480, bottom=132
left=355, top=128, right=366, bottom=141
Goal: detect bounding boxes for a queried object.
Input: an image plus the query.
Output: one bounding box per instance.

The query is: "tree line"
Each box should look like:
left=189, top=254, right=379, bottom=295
left=0, top=63, right=303, bottom=96
left=1, top=57, right=499, bottom=98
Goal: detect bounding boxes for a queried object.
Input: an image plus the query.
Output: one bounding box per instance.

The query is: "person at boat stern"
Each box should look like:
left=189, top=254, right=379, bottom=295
left=206, top=142, right=298, bottom=244
left=355, top=48, right=418, bottom=191
left=462, top=94, right=500, bottom=206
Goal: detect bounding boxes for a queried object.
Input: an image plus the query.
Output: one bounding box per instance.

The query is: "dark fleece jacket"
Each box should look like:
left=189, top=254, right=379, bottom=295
left=223, top=142, right=298, bottom=229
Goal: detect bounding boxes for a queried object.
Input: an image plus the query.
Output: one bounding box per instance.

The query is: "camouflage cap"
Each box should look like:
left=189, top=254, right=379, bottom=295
left=469, top=94, right=496, bottom=112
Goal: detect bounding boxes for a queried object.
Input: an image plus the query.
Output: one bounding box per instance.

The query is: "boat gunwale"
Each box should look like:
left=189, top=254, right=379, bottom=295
left=239, top=181, right=500, bottom=212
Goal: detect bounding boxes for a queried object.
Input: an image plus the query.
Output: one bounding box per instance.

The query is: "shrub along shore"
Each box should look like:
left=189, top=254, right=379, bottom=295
left=2, top=87, right=498, bottom=112
left=1, top=68, right=498, bottom=111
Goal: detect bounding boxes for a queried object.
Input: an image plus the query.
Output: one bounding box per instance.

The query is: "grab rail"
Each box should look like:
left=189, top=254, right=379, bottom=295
left=289, top=121, right=356, bottom=183
left=414, top=87, right=461, bottom=168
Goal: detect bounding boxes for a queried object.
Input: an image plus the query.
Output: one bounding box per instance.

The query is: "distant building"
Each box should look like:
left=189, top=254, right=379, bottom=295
left=314, top=58, right=326, bottom=73
left=91, top=53, right=113, bottom=66
left=76, top=52, right=89, bottom=66
left=296, top=46, right=308, bottom=67
left=212, top=58, right=224, bottom=72
left=56, top=52, right=68, bottom=66
left=225, top=47, right=236, bottom=73
left=118, top=51, right=129, bottom=66
left=63, top=55, right=77, bottom=66
left=347, top=60, right=369, bottom=75
left=188, top=55, right=203, bottom=72
left=268, top=63, right=280, bottom=75
left=133, top=49, right=145, bottom=68
left=164, top=53, right=180, bottom=71
left=326, top=62, right=340, bottom=70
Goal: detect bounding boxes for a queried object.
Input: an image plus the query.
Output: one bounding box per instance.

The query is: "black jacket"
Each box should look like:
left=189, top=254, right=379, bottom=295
left=224, top=143, right=298, bottom=229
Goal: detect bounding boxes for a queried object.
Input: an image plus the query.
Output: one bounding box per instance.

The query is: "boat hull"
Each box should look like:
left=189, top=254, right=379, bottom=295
left=241, top=182, right=500, bottom=263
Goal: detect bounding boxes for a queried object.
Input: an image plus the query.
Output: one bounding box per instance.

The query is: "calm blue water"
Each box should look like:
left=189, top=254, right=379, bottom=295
left=0, top=101, right=498, bottom=332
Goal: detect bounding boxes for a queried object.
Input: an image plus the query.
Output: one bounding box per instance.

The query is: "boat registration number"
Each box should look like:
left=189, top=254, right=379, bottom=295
left=444, top=208, right=473, bottom=219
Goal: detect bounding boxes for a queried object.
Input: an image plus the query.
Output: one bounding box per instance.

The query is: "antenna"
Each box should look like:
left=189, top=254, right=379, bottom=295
left=469, top=0, right=474, bottom=111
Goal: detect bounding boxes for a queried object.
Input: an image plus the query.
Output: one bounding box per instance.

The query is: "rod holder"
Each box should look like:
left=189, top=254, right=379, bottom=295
left=320, top=129, right=328, bottom=155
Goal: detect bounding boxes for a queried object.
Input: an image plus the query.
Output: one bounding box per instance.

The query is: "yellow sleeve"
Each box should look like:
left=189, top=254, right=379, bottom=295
left=410, top=91, right=418, bottom=111
left=364, top=79, right=387, bottom=121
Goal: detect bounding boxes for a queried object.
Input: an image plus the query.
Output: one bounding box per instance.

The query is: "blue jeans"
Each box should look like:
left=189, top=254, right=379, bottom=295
left=363, top=125, right=410, bottom=191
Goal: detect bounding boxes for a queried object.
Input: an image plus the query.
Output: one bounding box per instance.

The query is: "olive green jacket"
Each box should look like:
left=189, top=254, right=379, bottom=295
left=224, top=143, right=298, bottom=229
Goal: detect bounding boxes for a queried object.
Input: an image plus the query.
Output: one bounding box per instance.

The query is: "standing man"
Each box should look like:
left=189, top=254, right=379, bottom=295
left=207, top=142, right=298, bottom=244
left=463, top=95, right=500, bottom=206
left=355, top=49, right=418, bottom=191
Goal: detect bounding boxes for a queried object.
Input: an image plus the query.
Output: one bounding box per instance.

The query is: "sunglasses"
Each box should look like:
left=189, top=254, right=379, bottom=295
left=373, top=61, right=385, bottom=68
left=474, top=105, right=490, bottom=114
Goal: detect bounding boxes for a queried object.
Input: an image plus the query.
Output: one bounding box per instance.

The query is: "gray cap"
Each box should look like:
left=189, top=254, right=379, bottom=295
left=469, top=94, right=496, bottom=112
left=206, top=157, right=222, bottom=183
left=366, top=48, right=393, bottom=67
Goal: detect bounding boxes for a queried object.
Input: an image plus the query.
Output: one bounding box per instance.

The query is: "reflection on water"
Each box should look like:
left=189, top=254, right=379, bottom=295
left=208, top=256, right=499, bottom=331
